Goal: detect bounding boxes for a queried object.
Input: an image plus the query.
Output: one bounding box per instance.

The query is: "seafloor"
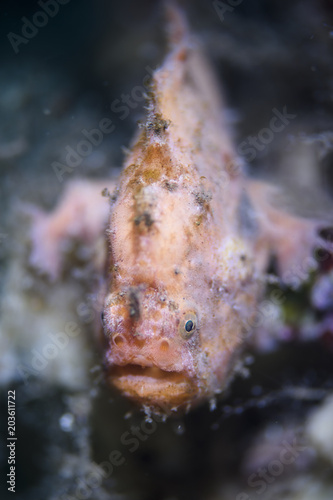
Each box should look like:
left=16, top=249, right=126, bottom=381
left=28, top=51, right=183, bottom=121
left=0, top=1, right=333, bottom=499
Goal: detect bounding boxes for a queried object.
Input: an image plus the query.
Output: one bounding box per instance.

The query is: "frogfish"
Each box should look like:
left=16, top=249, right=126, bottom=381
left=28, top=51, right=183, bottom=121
left=30, top=6, right=331, bottom=415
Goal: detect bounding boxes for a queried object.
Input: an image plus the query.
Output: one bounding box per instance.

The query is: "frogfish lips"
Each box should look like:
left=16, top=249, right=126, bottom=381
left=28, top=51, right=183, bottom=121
left=105, top=330, right=203, bottom=412
left=108, top=364, right=199, bottom=411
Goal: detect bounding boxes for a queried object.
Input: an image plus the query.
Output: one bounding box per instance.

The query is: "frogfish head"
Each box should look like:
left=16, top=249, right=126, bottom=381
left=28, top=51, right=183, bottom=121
left=102, top=285, right=215, bottom=413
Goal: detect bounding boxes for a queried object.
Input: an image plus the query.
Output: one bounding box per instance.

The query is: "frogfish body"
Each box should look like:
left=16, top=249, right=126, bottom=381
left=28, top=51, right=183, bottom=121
left=101, top=9, right=325, bottom=414
left=30, top=7, right=328, bottom=415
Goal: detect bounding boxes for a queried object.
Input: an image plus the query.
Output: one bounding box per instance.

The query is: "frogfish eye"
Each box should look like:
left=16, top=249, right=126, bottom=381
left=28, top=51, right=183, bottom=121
left=185, top=320, right=194, bottom=332
left=179, top=312, right=198, bottom=339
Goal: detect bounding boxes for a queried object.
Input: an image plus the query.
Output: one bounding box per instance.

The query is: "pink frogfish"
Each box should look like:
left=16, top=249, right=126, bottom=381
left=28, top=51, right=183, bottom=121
left=30, top=7, right=331, bottom=415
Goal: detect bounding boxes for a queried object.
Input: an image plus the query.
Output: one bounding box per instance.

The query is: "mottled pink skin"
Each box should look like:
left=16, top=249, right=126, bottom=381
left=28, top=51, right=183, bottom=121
left=101, top=13, right=326, bottom=413
left=29, top=180, right=115, bottom=279
left=100, top=20, right=263, bottom=411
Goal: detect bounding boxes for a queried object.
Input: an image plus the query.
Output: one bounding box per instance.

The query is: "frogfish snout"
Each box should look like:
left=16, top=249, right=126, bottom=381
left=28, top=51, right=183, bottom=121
left=102, top=287, right=203, bottom=412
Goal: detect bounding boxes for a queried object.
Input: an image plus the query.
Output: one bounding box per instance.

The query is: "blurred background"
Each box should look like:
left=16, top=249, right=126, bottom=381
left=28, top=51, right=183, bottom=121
left=0, top=1, right=333, bottom=499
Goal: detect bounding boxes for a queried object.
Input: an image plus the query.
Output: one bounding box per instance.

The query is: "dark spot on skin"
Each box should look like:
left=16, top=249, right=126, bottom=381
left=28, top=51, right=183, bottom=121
left=102, top=187, right=118, bottom=203
left=194, top=189, right=212, bottom=206
left=146, top=113, right=171, bottom=135
left=193, top=186, right=212, bottom=224
left=174, top=268, right=180, bottom=275
left=109, top=261, right=119, bottom=276
left=195, top=215, right=203, bottom=226
left=168, top=301, right=179, bottom=311
left=163, top=180, right=178, bottom=191
left=240, top=254, right=246, bottom=261
left=134, top=211, right=154, bottom=228
left=319, top=227, right=333, bottom=242
left=237, top=190, right=259, bottom=239
left=128, top=289, right=140, bottom=320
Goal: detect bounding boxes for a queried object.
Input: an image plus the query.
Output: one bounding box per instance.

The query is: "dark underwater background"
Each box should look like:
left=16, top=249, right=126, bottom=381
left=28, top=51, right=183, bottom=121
left=0, top=1, right=333, bottom=499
